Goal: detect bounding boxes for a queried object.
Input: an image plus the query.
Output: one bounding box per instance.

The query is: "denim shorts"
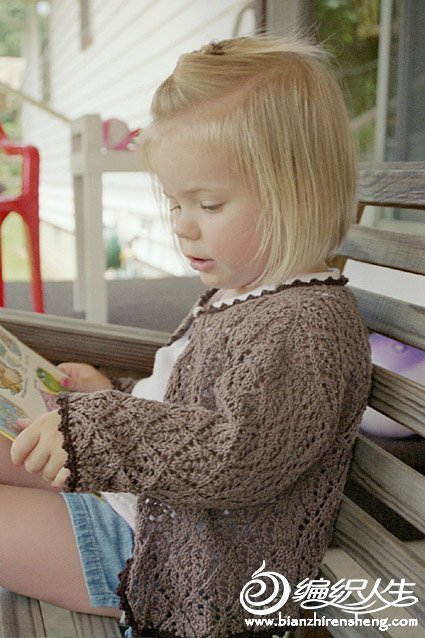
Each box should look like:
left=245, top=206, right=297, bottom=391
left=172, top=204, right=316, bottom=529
left=61, top=492, right=134, bottom=635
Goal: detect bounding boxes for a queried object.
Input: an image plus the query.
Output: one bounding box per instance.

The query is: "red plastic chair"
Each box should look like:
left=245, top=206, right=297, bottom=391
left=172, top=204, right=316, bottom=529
left=0, top=124, right=44, bottom=312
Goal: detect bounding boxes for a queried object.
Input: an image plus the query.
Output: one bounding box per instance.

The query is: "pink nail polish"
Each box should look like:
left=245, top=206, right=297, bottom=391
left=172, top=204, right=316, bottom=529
left=61, top=378, right=70, bottom=387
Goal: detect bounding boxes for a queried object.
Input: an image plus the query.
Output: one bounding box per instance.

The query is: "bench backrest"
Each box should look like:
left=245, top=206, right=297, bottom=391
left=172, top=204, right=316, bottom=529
left=322, top=162, right=425, bottom=634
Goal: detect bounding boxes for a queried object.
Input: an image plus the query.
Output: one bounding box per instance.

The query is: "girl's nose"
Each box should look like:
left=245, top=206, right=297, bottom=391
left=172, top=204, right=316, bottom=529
left=173, top=210, right=200, bottom=240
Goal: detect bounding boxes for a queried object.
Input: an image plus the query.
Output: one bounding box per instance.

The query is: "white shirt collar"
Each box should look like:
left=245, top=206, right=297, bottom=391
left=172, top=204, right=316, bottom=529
left=210, top=268, right=341, bottom=308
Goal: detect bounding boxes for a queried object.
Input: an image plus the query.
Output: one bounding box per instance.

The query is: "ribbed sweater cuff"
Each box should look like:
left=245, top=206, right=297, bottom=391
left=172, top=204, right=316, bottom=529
left=56, top=392, right=81, bottom=491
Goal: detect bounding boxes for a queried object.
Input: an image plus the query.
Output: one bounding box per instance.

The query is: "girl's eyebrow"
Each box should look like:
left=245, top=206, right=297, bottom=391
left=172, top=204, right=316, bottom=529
left=163, top=187, right=220, bottom=198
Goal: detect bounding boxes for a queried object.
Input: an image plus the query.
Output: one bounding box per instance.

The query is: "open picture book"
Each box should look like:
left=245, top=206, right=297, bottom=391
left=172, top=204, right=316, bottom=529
left=0, top=324, right=68, bottom=441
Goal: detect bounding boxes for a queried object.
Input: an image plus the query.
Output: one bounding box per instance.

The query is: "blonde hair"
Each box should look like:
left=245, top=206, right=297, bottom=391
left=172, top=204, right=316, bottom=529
left=141, top=35, right=357, bottom=286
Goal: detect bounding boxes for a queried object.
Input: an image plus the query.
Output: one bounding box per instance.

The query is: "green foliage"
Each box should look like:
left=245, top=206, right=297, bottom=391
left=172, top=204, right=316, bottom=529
left=0, top=153, right=21, bottom=196
left=0, top=121, right=22, bottom=195
left=0, top=107, right=22, bottom=147
left=0, top=0, right=26, bottom=57
left=1, top=213, right=30, bottom=281
left=314, top=0, right=381, bottom=158
left=106, top=232, right=122, bottom=270
left=315, top=0, right=380, bottom=116
left=356, top=119, right=375, bottom=156
left=0, top=1, right=26, bottom=188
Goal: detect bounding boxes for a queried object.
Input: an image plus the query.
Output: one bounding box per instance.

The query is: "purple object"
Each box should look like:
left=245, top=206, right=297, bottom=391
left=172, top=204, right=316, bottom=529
left=360, top=333, right=425, bottom=438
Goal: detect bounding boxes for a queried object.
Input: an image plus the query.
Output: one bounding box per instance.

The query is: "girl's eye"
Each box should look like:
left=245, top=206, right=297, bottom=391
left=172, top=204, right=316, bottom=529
left=201, top=203, right=222, bottom=212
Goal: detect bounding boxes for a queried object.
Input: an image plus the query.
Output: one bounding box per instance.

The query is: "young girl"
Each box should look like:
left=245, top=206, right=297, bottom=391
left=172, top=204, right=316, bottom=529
left=2, top=35, right=372, bottom=638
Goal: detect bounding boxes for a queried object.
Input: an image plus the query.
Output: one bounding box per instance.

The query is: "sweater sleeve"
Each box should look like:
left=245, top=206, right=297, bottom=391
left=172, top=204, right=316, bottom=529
left=57, top=302, right=371, bottom=509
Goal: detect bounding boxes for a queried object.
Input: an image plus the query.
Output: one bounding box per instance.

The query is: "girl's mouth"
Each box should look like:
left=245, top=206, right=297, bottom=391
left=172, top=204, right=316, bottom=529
left=187, top=257, right=215, bottom=272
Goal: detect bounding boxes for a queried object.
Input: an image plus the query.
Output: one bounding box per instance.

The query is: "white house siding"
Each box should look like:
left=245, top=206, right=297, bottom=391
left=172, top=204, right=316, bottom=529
left=21, top=0, right=256, bottom=276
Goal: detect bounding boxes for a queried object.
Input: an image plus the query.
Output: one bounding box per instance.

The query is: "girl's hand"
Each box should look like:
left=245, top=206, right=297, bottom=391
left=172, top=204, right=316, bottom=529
left=57, top=362, right=113, bottom=392
left=10, top=410, right=70, bottom=489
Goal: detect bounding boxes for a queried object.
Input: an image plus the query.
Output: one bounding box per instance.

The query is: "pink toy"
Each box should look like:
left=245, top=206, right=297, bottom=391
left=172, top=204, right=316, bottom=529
left=361, top=333, right=425, bottom=438
left=102, top=118, right=140, bottom=150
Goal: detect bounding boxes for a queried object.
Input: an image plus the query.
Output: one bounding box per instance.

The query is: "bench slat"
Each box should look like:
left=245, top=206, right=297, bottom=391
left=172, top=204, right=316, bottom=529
left=349, top=435, right=425, bottom=534
left=369, top=365, right=425, bottom=437
left=318, top=565, right=387, bottom=637
left=357, top=162, right=425, bottom=209
left=0, top=308, right=168, bottom=374
left=339, top=226, right=425, bottom=275
left=333, top=497, right=425, bottom=624
left=71, top=610, right=123, bottom=637
left=0, top=589, right=46, bottom=637
left=349, top=287, right=425, bottom=351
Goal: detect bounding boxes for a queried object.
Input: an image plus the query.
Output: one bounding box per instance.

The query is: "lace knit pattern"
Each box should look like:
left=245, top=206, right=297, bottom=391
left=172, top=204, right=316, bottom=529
left=57, top=277, right=372, bottom=638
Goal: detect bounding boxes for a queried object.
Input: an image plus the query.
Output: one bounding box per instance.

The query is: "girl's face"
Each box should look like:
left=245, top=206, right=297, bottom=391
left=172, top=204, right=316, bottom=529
left=150, top=131, right=268, bottom=294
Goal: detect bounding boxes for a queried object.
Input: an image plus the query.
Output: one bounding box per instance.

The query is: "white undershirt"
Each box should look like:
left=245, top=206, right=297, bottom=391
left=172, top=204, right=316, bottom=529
left=101, top=269, right=341, bottom=528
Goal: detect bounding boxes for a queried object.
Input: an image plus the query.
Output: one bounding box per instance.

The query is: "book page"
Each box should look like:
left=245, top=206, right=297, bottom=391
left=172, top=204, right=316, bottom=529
left=0, top=325, right=68, bottom=441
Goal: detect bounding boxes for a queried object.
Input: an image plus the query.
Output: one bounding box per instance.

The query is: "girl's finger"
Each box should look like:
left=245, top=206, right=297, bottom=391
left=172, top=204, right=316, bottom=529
left=23, top=447, right=51, bottom=475
left=57, top=364, right=73, bottom=384
left=10, top=427, right=40, bottom=466
left=16, top=418, right=33, bottom=430
left=42, top=456, right=65, bottom=482
left=57, top=363, right=81, bottom=390
left=57, top=362, right=72, bottom=373
left=52, top=467, right=71, bottom=490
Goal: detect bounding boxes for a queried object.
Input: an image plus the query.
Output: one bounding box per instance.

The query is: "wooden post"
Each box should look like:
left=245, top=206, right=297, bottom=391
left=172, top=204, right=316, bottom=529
left=71, top=115, right=106, bottom=322
left=70, top=114, right=145, bottom=323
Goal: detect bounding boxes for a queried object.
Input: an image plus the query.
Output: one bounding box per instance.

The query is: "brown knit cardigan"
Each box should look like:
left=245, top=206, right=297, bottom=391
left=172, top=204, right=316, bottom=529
left=57, top=276, right=372, bottom=638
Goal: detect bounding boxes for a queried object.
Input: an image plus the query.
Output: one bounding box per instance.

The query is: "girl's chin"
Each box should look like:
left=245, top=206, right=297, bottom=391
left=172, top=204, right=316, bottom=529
left=198, top=272, right=250, bottom=294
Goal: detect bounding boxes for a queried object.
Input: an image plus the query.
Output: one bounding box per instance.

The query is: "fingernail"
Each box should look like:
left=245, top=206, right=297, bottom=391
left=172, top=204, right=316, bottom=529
left=61, top=378, right=70, bottom=387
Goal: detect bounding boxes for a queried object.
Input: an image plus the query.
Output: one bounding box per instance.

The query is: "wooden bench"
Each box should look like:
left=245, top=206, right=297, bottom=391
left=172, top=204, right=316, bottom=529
left=1, top=161, right=425, bottom=636
left=320, top=161, right=425, bottom=637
